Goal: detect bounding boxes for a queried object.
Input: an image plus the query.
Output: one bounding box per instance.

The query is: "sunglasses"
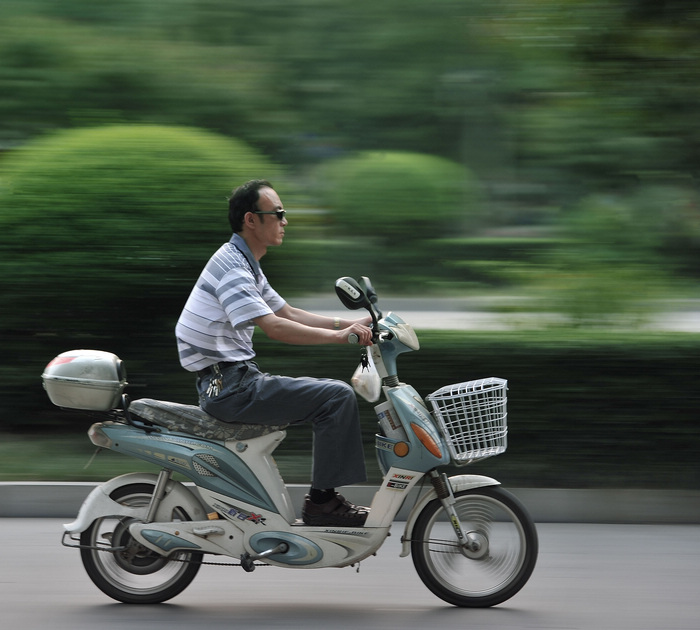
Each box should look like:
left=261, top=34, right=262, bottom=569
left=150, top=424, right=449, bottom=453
left=253, top=209, right=286, bottom=220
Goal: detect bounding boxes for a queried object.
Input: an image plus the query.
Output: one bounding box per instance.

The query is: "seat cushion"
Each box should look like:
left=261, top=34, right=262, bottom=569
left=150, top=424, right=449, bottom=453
left=128, top=398, right=287, bottom=441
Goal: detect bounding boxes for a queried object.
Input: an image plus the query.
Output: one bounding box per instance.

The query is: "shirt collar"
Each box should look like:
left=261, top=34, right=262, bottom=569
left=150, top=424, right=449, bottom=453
left=230, top=233, right=262, bottom=279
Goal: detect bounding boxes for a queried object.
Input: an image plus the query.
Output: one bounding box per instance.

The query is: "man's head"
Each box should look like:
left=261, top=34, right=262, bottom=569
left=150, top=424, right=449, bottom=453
left=228, top=179, right=274, bottom=233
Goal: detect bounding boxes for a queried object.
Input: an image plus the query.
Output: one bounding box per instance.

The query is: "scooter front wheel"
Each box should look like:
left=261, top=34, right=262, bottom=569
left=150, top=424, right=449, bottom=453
left=80, top=483, right=202, bottom=604
left=411, top=485, right=538, bottom=607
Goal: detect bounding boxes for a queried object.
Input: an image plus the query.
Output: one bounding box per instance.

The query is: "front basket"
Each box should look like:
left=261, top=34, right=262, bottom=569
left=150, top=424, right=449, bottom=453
left=426, top=377, right=508, bottom=466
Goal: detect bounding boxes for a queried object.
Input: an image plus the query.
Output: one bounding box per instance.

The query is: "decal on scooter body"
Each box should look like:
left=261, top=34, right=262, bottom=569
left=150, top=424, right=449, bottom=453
left=212, top=500, right=268, bottom=525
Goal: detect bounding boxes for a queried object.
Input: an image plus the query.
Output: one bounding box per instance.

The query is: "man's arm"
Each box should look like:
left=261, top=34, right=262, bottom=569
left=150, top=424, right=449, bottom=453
left=276, top=304, right=371, bottom=330
left=254, top=304, right=373, bottom=345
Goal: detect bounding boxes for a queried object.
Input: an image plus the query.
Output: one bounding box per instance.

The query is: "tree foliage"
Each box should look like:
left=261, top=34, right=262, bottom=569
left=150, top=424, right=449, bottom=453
left=3, top=0, right=700, bottom=215
left=2, top=0, right=700, bottom=310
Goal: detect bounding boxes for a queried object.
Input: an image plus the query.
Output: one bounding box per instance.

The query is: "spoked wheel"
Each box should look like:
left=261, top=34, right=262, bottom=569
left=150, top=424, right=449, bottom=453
left=411, top=485, right=538, bottom=607
left=79, top=483, right=202, bottom=604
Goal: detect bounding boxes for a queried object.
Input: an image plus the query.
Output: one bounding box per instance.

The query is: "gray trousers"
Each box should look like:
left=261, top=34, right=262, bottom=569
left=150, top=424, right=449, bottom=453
left=197, top=361, right=367, bottom=490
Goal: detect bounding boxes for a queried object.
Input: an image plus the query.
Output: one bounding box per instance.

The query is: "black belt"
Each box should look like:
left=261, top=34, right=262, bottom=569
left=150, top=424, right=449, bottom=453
left=197, top=361, right=241, bottom=377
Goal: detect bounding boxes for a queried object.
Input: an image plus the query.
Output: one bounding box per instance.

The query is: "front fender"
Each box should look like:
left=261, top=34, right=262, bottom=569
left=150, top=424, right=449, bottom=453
left=64, top=473, right=208, bottom=534
left=399, top=474, right=500, bottom=558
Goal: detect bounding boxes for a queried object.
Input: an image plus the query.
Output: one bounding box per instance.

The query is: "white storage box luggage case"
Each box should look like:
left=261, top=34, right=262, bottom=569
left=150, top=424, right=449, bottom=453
left=42, top=349, right=127, bottom=411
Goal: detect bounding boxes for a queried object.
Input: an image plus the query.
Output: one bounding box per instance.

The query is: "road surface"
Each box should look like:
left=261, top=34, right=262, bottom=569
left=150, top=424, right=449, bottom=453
left=293, top=295, right=700, bottom=332
left=2, top=519, right=698, bottom=630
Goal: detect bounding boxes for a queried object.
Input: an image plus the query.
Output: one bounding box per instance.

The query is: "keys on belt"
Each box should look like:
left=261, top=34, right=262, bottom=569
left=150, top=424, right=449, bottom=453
left=205, top=363, right=223, bottom=398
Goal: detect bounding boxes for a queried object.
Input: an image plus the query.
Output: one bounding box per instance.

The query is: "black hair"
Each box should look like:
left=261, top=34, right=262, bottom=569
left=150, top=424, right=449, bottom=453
left=227, top=179, right=273, bottom=232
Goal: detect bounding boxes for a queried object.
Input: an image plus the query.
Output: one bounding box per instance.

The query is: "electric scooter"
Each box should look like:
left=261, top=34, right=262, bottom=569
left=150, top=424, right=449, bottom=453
left=43, top=276, right=538, bottom=607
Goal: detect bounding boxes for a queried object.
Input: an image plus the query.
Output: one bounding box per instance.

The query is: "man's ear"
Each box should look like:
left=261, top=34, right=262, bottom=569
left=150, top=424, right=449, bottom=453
left=244, top=211, right=257, bottom=229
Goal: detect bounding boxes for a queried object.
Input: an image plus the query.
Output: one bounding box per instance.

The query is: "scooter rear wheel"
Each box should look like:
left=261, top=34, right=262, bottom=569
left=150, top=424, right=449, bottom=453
left=80, top=482, right=202, bottom=604
left=411, top=485, right=538, bottom=607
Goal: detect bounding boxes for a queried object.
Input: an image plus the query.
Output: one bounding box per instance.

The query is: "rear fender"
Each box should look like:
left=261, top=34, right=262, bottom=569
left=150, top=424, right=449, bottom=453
left=399, top=474, right=500, bottom=557
left=64, top=472, right=208, bottom=534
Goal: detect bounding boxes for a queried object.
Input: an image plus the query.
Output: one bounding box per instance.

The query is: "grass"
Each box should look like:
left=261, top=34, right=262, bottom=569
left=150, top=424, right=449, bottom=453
left=0, top=434, right=160, bottom=482
left=0, top=433, right=383, bottom=484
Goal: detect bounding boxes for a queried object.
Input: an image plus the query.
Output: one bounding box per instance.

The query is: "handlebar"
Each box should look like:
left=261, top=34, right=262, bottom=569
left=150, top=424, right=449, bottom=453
left=348, top=330, right=391, bottom=345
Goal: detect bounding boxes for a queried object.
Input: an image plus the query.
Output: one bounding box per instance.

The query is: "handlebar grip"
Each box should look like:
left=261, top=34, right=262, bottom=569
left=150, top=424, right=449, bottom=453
left=347, top=333, right=359, bottom=345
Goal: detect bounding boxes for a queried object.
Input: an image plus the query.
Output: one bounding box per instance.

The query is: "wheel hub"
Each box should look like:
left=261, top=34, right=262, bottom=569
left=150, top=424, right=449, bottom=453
left=462, top=531, right=489, bottom=560
left=110, top=518, right=169, bottom=575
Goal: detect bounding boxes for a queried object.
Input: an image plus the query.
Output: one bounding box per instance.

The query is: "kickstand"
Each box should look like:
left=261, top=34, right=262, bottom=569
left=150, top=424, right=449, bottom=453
left=84, top=447, right=103, bottom=470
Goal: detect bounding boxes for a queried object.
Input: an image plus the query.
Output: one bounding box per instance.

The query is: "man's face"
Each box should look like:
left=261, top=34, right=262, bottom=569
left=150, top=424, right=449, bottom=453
left=255, top=186, right=287, bottom=247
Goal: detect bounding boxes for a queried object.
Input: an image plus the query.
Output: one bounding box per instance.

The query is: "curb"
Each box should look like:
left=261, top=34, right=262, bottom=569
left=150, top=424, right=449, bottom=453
left=1, top=482, right=699, bottom=523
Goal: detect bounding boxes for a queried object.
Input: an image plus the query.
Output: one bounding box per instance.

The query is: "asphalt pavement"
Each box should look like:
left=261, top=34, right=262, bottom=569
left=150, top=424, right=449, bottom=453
left=3, top=519, right=699, bottom=630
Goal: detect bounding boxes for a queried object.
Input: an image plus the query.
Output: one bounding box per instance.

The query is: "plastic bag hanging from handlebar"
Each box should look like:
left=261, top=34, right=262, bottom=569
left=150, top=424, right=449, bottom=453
left=351, top=350, right=381, bottom=402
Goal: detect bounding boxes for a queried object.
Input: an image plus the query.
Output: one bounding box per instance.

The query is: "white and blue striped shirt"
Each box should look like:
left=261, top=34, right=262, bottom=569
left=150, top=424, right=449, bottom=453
left=175, top=234, right=286, bottom=371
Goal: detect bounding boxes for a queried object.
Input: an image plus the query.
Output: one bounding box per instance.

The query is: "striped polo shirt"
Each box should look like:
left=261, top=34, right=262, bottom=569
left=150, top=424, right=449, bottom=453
left=175, top=233, right=286, bottom=371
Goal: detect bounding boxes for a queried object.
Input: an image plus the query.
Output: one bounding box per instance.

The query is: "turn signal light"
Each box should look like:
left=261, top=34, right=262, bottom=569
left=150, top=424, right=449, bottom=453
left=410, top=423, right=443, bottom=459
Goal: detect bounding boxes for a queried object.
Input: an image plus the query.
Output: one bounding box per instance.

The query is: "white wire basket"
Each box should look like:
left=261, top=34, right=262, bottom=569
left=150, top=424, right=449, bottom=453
left=426, top=377, right=508, bottom=466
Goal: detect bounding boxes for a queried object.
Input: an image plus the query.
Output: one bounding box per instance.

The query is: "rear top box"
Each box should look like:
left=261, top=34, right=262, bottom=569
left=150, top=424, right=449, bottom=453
left=42, top=349, right=127, bottom=411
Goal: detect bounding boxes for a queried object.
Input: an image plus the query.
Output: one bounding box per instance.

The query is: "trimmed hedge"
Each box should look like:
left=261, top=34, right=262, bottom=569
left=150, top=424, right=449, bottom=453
left=252, top=331, right=700, bottom=489
left=4, top=330, right=699, bottom=489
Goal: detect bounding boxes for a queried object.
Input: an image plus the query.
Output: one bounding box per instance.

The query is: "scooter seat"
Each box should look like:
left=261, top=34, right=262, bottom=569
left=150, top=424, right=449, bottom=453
left=128, top=398, right=287, bottom=441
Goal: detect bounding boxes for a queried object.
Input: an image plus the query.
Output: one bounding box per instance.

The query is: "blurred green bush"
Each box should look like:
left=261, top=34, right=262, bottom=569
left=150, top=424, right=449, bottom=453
left=315, top=150, right=480, bottom=284
left=0, top=124, right=280, bottom=336
left=0, top=124, right=286, bottom=425
left=318, top=151, right=478, bottom=239
left=530, top=188, right=698, bottom=325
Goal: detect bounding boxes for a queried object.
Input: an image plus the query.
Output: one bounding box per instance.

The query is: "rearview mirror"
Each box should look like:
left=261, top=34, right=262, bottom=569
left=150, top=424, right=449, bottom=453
left=335, top=277, right=370, bottom=310
left=360, top=276, right=378, bottom=305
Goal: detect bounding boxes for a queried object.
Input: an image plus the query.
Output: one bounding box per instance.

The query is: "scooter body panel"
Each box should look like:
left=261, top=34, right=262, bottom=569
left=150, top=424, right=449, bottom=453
left=93, top=422, right=289, bottom=515
left=381, top=384, right=451, bottom=472
left=365, top=466, right=427, bottom=528
left=63, top=472, right=208, bottom=534
left=129, top=517, right=392, bottom=568
left=126, top=470, right=412, bottom=568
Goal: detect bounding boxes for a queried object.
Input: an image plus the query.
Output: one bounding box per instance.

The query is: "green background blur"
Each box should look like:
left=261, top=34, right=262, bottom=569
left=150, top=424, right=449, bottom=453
left=1, top=0, right=699, bottom=488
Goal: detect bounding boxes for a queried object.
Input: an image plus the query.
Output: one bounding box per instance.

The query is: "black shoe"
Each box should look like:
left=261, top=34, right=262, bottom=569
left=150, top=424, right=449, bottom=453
left=302, top=493, right=369, bottom=527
